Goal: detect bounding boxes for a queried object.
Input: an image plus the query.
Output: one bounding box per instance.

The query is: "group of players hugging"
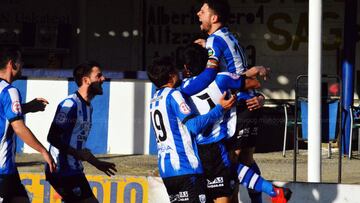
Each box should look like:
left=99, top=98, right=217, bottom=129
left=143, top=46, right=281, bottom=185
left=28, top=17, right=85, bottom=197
left=147, top=0, right=292, bottom=203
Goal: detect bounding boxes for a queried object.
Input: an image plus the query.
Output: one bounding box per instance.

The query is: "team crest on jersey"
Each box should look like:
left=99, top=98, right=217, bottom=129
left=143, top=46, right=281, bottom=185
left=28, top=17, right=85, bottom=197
left=207, top=48, right=215, bottom=57
left=55, top=112, right=67, bottom=124
left=11, top=101, right=21, bottom=114
left=179, top=102, right=191, bottom=114
left=199, top=194, right=206, bottom=203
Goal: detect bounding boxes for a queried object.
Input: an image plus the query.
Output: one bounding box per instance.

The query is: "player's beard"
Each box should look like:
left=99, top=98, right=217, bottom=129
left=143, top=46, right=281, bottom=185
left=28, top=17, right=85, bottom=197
left=89, top=81, right=103, bottom=95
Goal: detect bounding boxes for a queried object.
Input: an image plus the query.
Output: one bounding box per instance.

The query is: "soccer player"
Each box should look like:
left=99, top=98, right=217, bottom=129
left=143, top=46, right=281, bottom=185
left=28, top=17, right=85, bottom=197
left=147, top=56, right=236, bottom=203
left=45, top=61, right=117, bottom=203
left=195, top=0, right=292, bottom=202
left=180, top=43, right=290, bottom=203
left=0, top=45, right=56, bottom=203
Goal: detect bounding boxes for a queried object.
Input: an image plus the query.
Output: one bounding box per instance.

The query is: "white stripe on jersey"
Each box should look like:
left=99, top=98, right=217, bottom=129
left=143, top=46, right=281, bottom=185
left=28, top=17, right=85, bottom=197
left=238, top=165, right=249, bottom=183
left=206, top=37, right=218, bottom=61
left=249, top=173, right=259, bottom=189
left=0, top=80, right=8, bottom=92
left=0, top=122, right=9, bottom=168
left=213, top=30, right=246, bottom=75
left=177, top=118, right=199, bottom=169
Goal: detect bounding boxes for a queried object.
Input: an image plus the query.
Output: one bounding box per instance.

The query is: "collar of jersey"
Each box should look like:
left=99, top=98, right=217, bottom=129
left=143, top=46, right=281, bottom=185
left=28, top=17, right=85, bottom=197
left=76, top=91, right=91, bottom=106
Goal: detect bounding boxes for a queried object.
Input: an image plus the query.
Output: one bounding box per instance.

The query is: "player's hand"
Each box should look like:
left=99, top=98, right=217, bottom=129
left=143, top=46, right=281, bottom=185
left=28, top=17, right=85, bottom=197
left=24, top=98, right=49, bottom=113
left=246, top=95, right=265, bottom=111
left=219, top=92, right=236, bottom=110
left=76, top=148, right=94, bottom=161
left=41, top=151, right=56, bottom=173
left=194, top=38, right=206, bottom=48
left=94, top=161, right=117, bottom=177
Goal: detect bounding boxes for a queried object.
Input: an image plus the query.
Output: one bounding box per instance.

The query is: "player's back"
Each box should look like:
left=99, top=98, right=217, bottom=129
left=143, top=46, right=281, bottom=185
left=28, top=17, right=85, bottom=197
left=183, top=73, right=237, bottom=145
left=0, top=79, right=21, bottom=174
left=150, top=87, right=202, bottom=178
left=47, top=92, right=93, bottom=175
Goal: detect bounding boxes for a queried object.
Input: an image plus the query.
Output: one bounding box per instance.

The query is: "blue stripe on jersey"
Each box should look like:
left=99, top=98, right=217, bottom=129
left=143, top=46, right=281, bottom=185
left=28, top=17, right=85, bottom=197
left=149, top=84, right=158, bottom=155
left=12, top=79, right=26, bottom=153
left=68, top=80, right=110, bottom=154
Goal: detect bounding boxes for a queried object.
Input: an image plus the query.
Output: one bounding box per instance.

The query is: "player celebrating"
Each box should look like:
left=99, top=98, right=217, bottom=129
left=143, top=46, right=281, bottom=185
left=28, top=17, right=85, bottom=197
left=195, top=1, right=291, bottom=202
left=45, top=61, right=117, bottom=203
left=180, top=43, right=291, bottom=203
left=0, top=45, right=56, bottom=203
left=147, top=56, right=236, bottom=203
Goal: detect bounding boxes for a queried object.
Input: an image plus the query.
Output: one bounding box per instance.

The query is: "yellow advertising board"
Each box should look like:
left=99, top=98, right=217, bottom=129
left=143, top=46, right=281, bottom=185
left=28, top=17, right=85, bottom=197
left=19, top=173, right=148, bottom=203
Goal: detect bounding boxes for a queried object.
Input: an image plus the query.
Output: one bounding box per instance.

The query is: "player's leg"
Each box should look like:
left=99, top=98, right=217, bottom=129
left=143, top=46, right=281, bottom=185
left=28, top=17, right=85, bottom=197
left=198, top=141, right=236, bottom=203
left=46, top=173, right=98, bottom=203
left=162, top=174, right=207, bottom=203
left=0, top=172, right=30, bottom=203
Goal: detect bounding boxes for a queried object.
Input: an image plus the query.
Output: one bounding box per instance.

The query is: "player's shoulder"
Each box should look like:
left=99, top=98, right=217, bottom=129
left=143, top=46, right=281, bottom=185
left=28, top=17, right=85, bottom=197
left=0, top=80, right=20, bottom=100
left=59, top=95, right=77, bottom=108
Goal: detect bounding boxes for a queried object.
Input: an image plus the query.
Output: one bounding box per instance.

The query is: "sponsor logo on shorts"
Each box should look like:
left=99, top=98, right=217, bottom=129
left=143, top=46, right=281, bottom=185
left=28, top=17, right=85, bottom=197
left=207, top=177, right=224, bottom=188
left=11, top=100, right=21, bottom=114
left=169, top=191, right=189, bottom=202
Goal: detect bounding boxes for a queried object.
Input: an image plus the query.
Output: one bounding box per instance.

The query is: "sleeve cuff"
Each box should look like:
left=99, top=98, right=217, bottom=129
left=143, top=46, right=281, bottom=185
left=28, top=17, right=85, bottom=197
left=9, top=116, right=23, bottom=123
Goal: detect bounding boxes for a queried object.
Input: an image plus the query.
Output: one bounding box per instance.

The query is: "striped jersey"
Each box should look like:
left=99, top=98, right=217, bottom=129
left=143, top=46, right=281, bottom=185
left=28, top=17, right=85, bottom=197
left=206, top=27, right=255, bottom=100
left=182, top=73, right=245, bottom=144
left=150, top=87, right=202, bottom=178
left=0, top=79, right=23, bottom=174
left=48, top=92, right=92, bottom=175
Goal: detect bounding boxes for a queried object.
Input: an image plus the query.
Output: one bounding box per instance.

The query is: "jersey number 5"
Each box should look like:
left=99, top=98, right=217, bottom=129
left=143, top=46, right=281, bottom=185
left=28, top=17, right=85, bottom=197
left=151, top=110, right=167, bottom=142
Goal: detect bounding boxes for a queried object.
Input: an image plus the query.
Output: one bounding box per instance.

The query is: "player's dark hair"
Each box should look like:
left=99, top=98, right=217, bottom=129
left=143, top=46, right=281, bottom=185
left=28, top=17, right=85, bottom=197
left=0, top=44, right=21, bottom=70
left=203, top=0, right=230, bottom=24
left=73, top=61, right=101, bottom=87
left=147, top=56, right=176, bottom=88
left=181, top=44, right=207, bottom=77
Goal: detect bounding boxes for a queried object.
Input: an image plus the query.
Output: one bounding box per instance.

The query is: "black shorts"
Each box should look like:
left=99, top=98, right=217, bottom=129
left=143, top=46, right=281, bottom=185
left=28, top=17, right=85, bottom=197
left=0, top=172, right=29, bottom=202
left=198, top=141, right=236, bottom=200
left=162, top=174, right=207, bottom=203
left=46, top=172, right=95, bottom=203
left=227, top=101, right=260, bottom=151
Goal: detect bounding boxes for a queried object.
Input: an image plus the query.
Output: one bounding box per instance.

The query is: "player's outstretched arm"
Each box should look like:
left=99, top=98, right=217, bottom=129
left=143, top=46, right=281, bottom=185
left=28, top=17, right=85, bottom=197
left=244, top=66, right=270, bottom=80
left=185, top=92, right=236, bottom=135
left=11, top=119, right=56, bottom=172
left=83, top=150, right=117, bottom=177
left=21, top=98, right=49, bottom=114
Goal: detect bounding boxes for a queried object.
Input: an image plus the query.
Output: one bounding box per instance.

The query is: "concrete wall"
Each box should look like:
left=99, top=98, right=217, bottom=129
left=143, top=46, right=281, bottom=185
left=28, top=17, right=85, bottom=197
left=13, top=78, right=153, bottom=155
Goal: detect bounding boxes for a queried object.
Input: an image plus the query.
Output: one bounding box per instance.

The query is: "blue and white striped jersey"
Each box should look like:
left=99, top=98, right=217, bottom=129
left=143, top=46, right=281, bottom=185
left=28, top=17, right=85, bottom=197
left=206, top=27, right=255, bottom=100
left=150, top=87, right=203, bottom=178
left=48, top=92, right=92, bottom=176
left=182, top=73, right=245, bottom=144
left=0, top=79, right=23, bottom=174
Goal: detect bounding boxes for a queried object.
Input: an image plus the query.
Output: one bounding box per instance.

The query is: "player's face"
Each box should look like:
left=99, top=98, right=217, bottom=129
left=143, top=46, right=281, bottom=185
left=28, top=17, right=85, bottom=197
left=88, top=66, right=105, bottom=95
left=197, top=3, right=214, bottom=34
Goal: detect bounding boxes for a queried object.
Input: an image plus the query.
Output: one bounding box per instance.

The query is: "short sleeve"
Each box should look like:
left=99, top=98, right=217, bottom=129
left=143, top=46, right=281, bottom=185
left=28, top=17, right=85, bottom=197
left=53, top=99, right=77, bottom=129
left=206, top=36, right=223, bottom=62
left=3, top=87, right=23, bottom=122
left=169, top=90, right=194, bottom=122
